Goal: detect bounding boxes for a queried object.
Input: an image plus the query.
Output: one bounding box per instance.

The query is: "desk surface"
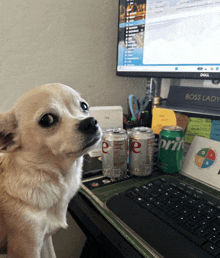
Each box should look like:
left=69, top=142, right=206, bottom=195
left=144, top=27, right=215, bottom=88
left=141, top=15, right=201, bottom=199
left=69, top=171, right=220, bottom=258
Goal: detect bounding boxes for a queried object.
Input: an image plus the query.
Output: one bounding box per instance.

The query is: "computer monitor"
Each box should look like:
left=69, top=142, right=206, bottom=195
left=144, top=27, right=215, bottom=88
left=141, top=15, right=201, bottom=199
left=117, top=0, right=220, bottom=80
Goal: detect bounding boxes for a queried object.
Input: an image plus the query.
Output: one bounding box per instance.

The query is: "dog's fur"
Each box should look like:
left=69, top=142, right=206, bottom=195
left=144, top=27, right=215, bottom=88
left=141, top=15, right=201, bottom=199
left=0, top=83, right=102, bottom=258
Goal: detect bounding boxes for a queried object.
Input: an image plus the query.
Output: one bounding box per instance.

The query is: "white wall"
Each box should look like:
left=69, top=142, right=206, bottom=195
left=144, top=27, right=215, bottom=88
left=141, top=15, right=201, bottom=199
left=0, top=0, right=146, bottom=113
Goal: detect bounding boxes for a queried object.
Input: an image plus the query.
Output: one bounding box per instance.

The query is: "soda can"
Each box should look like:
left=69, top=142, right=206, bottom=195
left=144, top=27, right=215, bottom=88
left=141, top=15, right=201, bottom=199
left=158, top=126, right=184, bottom=173
left=129, top=127, right=155, bottom=176
left=126, top=128, right=133, bottom=156
left=102, top=128, right=128, bottom=179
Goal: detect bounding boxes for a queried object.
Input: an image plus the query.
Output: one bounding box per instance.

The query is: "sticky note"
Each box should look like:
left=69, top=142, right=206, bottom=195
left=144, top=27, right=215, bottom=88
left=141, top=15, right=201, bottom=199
left=152, top=108, right=177, bottom=134
left=210, top=134, right=220, bottom=142
left=210, top=120, right=220, bottom=142
left=212, top=120, right=220, bottom=126
left=185, top=117, right=212, bottom=144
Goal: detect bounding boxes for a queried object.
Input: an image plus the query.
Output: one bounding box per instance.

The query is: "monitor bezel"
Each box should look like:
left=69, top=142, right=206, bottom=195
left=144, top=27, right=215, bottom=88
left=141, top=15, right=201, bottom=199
left=116, top=0, right=220, bottom=81
left=116, top=71, right=220, bottom=80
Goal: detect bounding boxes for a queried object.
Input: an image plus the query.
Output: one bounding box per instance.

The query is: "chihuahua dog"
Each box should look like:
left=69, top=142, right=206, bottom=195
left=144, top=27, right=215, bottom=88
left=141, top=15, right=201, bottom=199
left=0, top=83, right=102, bottom=258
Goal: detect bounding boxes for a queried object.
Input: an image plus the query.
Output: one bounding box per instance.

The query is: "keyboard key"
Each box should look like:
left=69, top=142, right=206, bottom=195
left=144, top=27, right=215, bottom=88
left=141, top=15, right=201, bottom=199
left=163, top=192, right=172, bottom=198
left=168, top=210, right=179, bottom=218
left=210, top=224, right=220, bottom=234
left=214, top=214, right=220, bottom=225
left=157, top=195, right=168, bottom=202
left=197, top=220, right=211, bottom=229
left=206, top=232, right=220, bottom=244
left=181, top=207, right=191, bottom=216
left=146, top=196, right=156, bottom=203
left=167, top=199, right=175, bottom=206
left=189, top=213, right=200, bottom=221
left=195, top=189, right=204, bottom=195
left=131, top=187, right=142, bottom=195
left=139, top=187, right=151, bottom=195
left=160, top=205, right=171, bottom=213
left=163, top=185, right=175, bottom=192
left=216, top=240, right=220, bottom=248
left=140, top=201, right=153, bottom=210
left=193, top=209, right=204, bottom=216
left=195, top=227, right=209, bottom=237
left=195, top=203, right=209, bottom=214
left=185, top=220, right=198, bottom=230
left=185, top=189, right=193, bottom=195
left=185, top=198, right=197, bottom=208
left=192, top=210, right=203, bottom=218
left=178, top=199, right=186, bottom=205
left=173, top=190, right=181, bottom=196
left=202, top=242, right=220, bottom=256
left=207, top=200, right=216, bottom=208
left=192, top=193, right=202, bottom=200
left=153, top=200, right=162, bottom=208
left=186, top=186, right=195, bottom=191
left=177, top=186, right=185, bottom=191
left=172, top=203, right=182, bottom=210
left=179, top=194, right=189, bottom=200
left=134, top=196, right=145, bottom=205
left=126, top=190, right=138, bottom=199
left=207, top=208, right=218, bottom=216
left=205, top=214, right=215, bottom=221
left=175, top=215, right=188, bottom=225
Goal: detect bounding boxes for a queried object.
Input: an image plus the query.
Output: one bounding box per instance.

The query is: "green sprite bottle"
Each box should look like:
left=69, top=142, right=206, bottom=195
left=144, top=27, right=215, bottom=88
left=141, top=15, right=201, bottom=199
left=158, top=126, right=184, bottom=173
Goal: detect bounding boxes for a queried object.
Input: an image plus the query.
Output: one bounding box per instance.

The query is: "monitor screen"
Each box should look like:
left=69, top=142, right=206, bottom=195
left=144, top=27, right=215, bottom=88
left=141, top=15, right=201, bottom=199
left=117, top=0, right=220, bottom=80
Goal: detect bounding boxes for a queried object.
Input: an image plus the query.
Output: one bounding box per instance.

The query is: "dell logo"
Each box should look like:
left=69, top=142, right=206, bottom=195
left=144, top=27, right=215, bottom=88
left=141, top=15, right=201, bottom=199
left=200, top=73, right=210, bottom=77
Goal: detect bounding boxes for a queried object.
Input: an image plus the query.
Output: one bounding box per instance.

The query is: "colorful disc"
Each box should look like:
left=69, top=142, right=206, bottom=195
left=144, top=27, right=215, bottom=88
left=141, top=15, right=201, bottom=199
left=195, top=148, right=216, bottom=168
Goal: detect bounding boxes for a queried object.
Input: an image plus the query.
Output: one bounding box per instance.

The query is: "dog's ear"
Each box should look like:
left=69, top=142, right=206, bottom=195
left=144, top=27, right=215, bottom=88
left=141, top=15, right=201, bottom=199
left=0, top=111, right=20, bottom=152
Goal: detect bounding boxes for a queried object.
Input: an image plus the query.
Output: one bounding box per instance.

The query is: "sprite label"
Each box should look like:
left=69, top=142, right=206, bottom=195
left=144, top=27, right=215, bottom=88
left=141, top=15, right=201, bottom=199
left=158, top=126, right=184, bottom=173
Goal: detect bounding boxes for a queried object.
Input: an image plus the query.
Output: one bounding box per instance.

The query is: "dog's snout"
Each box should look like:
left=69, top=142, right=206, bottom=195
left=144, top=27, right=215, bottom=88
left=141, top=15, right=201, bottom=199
left=78, top=117, right=98, bottom=134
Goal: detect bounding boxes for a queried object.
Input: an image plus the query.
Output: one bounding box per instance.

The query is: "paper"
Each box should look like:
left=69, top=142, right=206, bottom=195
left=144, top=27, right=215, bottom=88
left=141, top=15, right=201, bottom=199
left=175, top=113, right=188, bottom=131
left=152, top=108, right=177, bottom=134
left=210, top=120, right=220, bottom=142
left=182, top=136, right=220, bottom=190
left=185, top=117, right=212, bottom=144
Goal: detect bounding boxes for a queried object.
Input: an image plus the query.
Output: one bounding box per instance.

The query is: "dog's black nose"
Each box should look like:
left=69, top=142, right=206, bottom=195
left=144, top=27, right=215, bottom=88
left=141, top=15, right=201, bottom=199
left=78, top=117, right=98, bottom=134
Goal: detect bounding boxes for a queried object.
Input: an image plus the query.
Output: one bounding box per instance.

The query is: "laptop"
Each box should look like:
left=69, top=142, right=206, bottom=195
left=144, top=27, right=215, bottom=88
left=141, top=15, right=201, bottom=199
left=82, top=136, right=220, bottom=258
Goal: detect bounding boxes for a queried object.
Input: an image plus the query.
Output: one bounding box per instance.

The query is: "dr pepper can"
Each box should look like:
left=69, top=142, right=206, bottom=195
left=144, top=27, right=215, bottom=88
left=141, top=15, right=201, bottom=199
left=158, top=126, right=184, bottom=173
left=102, top=128, right=128, bottom=179
left=129, top=127, right=155, bottom=176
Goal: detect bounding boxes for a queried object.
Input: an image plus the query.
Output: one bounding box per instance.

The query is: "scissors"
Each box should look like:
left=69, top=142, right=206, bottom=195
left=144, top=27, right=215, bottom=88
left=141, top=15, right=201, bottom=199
left=128, top=94, right=149, bottom=121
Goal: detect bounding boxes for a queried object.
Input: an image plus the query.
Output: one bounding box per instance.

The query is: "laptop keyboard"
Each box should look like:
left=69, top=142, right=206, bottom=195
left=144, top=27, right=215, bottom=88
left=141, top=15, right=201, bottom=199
left=106, top=176, right=220, bottom=258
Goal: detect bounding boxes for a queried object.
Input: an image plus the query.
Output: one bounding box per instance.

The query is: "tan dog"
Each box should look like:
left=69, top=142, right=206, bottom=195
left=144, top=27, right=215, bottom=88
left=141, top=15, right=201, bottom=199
left=0, top=83, right=102, bottom=258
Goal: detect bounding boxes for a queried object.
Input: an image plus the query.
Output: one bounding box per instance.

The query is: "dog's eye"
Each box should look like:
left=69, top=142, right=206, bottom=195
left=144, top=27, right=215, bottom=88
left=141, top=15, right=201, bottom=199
left=39, top=114, right=58, bottom=128
left=80, top=102, right=89, bottom=112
